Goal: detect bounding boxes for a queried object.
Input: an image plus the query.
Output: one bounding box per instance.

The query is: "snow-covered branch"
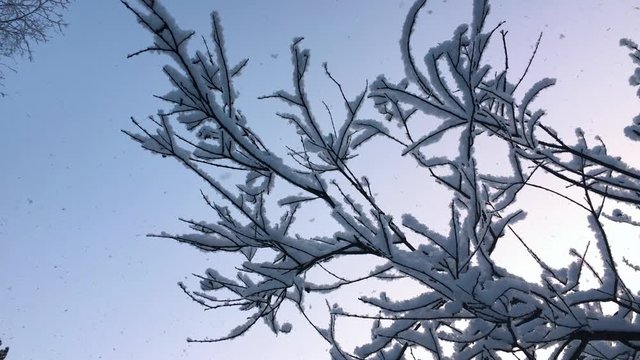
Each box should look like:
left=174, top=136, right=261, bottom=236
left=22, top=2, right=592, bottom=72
left=124, top=0, right=640, bottom=358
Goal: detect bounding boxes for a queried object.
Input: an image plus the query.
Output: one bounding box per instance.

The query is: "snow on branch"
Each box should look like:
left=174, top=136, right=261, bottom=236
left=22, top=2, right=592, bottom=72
left=124, top=0, right=640, bottom=358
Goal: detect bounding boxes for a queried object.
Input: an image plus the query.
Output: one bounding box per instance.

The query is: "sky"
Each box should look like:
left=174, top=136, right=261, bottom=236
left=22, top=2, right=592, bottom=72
left=1, top=1, right=640, bottom=359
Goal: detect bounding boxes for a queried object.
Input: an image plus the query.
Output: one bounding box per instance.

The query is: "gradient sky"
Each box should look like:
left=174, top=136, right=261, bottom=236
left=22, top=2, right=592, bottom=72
left=1, top=1, right=639, bottom=359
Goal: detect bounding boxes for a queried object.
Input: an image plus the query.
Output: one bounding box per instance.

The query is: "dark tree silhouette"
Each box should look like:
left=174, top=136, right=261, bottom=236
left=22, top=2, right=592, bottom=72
left=0, top=0, right=71, bottom=89
left=0, top=337, right=8, bottom=360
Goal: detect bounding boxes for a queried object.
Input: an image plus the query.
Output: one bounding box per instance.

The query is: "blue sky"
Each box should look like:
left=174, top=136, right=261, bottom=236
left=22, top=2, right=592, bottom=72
left=1, top=1, right=639, bottom=359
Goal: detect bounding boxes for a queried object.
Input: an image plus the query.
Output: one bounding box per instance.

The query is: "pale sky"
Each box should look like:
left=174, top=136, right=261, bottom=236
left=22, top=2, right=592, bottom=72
left=1, top=1, right=639, bottom=359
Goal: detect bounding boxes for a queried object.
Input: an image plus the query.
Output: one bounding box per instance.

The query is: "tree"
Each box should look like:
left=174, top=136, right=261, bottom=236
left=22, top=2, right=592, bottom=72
left=0, top=0, right=70, bottom=88
left=0, top=337, right=7, bottom=360
left=123, top=0, right=640, bottom=358
left=0, top=1, right=69, bottom=356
